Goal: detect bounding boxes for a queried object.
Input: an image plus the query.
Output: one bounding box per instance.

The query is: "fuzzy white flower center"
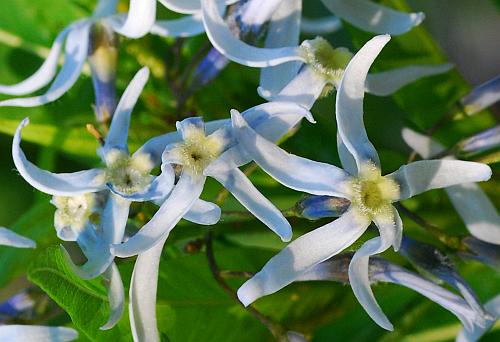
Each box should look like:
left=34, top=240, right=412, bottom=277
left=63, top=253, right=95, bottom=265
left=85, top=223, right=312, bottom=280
left=105, top=150, right=154, bottom=194
left=52, top=193, right=97, bottom=231
left=175, top=127, right=224, bottom=176
left=300, top=37, right=353, bottom=84
left=348, top=163, right=400, bottom=222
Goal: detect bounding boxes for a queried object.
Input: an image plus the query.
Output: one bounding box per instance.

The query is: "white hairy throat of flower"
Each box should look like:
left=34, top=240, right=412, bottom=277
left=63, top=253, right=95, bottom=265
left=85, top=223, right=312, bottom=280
left=300, top=37, right=353, bottom=85
left=105, top=150, right=154, bottom=194
left=52, top=193, right=98, bottom=231
left=173, top=127, right=225, bottom=176
left=347, top=163, right=400, bottom=223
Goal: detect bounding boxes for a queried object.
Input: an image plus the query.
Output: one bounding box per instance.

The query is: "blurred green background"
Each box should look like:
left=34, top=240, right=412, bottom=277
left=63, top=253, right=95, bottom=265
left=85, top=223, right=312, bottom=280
left=0, top=0, right=499, bottom=341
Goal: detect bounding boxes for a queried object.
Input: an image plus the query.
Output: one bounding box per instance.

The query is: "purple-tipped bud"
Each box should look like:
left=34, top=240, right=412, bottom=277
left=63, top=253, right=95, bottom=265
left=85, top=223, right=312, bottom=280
left=461, top=75, right=500, bottom=115
left=0, top=292, right=34, bottom=322
left=294, top=195, right=350, bottom=220
left=88, top=22, right=118, bottom=123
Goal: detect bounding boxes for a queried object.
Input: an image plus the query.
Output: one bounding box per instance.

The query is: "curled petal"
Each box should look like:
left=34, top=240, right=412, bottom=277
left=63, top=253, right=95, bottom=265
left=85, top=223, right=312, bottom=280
left=112, top=172, right=205, bottom=257
left=129, top=237, right=166, bottom=342
left=320, top=0, right=424, bottom=35
left=100, top=262, right=125, bottom=330
left=259, top=0, right=302, bottom=96
left=365, top=64, right=453, bottom=96
left=301, top=16, right=342, bottom=35
left=456, top=295, right=500, bottom=342
left=184, top=200, right=221, bottom=225
left=101, top=194, right=131, bottom=244
left=259, top=66, right=327, bottom=110
left=336, top=35, right=390, bottom=169
left=401, top=128, right=445, bottom=159
left=103, top=67, right=150, bottom=154
left=109, top=0, right=156, bottom=38
left=13, top=118, right=106, bottom=196
left=0, top=227, right=36, bottom=248
left=0, top=325, right=78, bottom=341
left=231, top=109, right=351, bottom=197
left=209, top=168, right=292, bottom=241
left=0, top=22, right=91, bottom=107
left=337, top=134, right=357, bottom=175
left=390, top=160, right=492, bottom=200
left=237, top=209, right=369, bottom=306
left=201, top=0, right=305, bottom=67
left=0, top=27, right=70, bottom=95
left=151, top=14, right=205, bottom=37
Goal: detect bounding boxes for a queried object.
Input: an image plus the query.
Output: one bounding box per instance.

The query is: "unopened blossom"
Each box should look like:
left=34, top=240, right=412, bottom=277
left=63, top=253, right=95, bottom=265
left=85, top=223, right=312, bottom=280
left=201, top=0, right=451, bottom=109
left=0, top=0, right=158, bottom=109
left=461, top=75, right=500, bottom=116
left=297, top=253, right=488, bottom=334
left=233, top=35, right=492, bottom=330
left=459, top=237, right=500, bottom=270
left=458, top=125, right=500, bottom=156
left=402, top=128, right=500, bottom=245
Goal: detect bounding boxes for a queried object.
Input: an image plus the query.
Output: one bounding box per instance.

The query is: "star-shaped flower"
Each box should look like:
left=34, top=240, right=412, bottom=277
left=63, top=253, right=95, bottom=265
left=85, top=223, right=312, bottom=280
left=231, top=35, right=492, bottom=330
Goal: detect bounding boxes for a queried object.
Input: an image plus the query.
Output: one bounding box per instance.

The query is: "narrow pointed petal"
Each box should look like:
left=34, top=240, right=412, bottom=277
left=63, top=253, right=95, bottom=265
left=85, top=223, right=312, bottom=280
left=0, top=227, right=36, bottom=248
left=210, top=168, right=292, bottom=241
left=393, top=208, right=403, bottom=251
left=158, top=0, right=203, bottom=14
left=0, top=22, right=90, bottom=107
left=104, top=67, right=150, bottom=153
left=13, top=118, right=106, bottom=196
left=151, top=14, right=205, bottom=37
left=446, top=183, right=500, bottom=245
left=259, top=66, right=327, bottom=110
left=390, top=160, right=492, bottom=200
left=100, top=263, right=125, bottom=330
left=0, top=325, right=78, bottom=341
left=461, top=75, right=500, bottom=116
left=365, top=64, right=453, bottom=96
left=231, top=110, right=351, bottom=197
left=184, top=200, right=221, bottom=225
left=301, top=16, right=342, bottom=34
left=456, top=295, right=500, bottom=342
left=259, top=0, right=302, bottom=97
left=320, top=0, right=424, bottom=35
left=129, top=237, right=166, bottom=342
left=349, top=234, right=394, bottom=331
left=336, top=35, right=390, bottom=169
left=0, top=27, right=70, bottom=95
left=94, top=0, right=119, bottom=17
left=337, top=134, right=357, bottom=175
left=112, top=172, right=205, bottom=257
left=201, top=0, right=305, bottom=67
left=110, top=0, right=156, bottom=38
left=102, top=194, right=130, bottom=244
left=237, top=209, right=369, bottom=306
left=401, top=128, right=445, bottom=159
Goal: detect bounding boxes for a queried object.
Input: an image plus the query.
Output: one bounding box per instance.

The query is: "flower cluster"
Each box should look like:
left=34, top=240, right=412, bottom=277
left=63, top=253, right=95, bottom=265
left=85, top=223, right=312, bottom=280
left=0, top=0, right=498, bottom=341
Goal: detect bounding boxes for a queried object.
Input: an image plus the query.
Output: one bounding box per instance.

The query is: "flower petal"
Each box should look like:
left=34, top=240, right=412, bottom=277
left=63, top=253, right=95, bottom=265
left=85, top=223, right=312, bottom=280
left=94, top=0, right=119, bottom=17
left=0, top=22, right=90, bottom=107
left=259, top=0, right=302, bottom=97
left=109, top=0, right=156, bottom=38
left=349, top=235, right=394, bottom=331
left=129, top=237, right=166, bottom=342
left=237, top=208, right=369, bottom=306
left=13, top=118, right=106, bottom=196
left=158, top=0, right=202, bottom=14
left=259, top=66, right=327, bottom=110
left=151, top=14, right=205, bottom=37
left=102, top=194, right=131, bottom=244
left=320, top=0, right=424, bottom=35
left=209, top=168, right=292, bottom=241
left=365, top=64, right=453, bottom=96
left=0, top=227, right=36, bottom=248
left=461, top=75, right=500, bottom=116
left=337, top=133, right=357, bottom=175
left=112, top=172, right=205, bottom=257
left=301, top=16, right=342, bottom=34
left=0, top=325, right=78, bottom=341
left=0, top=27, right=70, bottom=95
left=100, top=262, right=125, bottom=330
left=456, top=295, right=500, bottom=342
left=401, top=128, right=445, bottom=159
left=231, top=109, right=351, bottom=197
left=184, top=200, right=221, bottom=225
left=336, top=35, right=390, bottom=169
left=390, top=160, right=492, bottom=200
left=201, top=0, right=305, bottom=67
left=102, top=67, right=149, bottom=155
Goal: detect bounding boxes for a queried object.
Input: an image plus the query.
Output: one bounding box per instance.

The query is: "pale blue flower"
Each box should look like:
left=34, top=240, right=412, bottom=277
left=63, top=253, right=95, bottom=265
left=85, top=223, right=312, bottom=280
left=201, top=0, right=451, bottom=109
left=298, top=254, right=487, bottom=334
left=232, top=35, right=492, bottom=330
left=402, top=128, right=500, bottom=245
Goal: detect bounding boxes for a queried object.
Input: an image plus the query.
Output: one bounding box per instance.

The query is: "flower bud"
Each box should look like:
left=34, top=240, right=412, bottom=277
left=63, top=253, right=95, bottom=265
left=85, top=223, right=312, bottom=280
left=293, top=195, right=350, bottom=220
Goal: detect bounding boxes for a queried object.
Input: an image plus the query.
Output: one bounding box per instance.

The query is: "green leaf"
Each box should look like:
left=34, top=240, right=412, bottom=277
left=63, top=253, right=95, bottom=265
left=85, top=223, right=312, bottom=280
left=27, top=246, right=132, bottom=341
